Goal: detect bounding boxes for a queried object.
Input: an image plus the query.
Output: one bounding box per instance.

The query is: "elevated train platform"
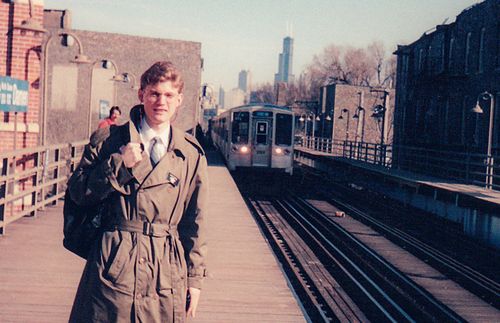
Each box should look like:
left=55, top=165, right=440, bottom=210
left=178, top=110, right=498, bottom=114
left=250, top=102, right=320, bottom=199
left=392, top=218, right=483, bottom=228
left=0, top=151, right=305, bottom=322
left=295, top=146, right=500, bottom=248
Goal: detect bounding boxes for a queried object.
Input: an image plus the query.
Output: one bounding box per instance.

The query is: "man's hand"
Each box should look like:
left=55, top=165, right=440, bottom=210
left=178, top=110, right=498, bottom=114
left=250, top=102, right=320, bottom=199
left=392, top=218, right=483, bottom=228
left=120, top=143, right=143, bottom=168
left=186, top=287, right=201, bottom=318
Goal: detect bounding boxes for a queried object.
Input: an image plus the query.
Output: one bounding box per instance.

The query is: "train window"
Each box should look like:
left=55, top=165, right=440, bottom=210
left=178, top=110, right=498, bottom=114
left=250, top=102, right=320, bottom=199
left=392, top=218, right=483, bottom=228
left=232, top=112, right=249, bottom=144
left=275, top=113, right=292, bottom=145
left=256, top=121, right=268, bottom=144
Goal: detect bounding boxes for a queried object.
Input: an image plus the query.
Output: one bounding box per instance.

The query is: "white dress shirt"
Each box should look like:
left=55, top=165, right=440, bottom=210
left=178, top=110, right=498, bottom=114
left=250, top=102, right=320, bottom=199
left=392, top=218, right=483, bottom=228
left=139, top=118, right=170, bottom=161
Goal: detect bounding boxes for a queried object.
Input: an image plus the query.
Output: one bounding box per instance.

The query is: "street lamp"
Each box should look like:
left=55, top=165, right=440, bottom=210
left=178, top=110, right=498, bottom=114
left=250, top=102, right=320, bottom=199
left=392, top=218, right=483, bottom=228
left=41, top=31, right=91, bottom=145
left=338, top=108, right=350, bottom=142
left=471, top=91, right=495, bottom=189
left=370, top=88, right=389, bottom=165
left=87, top=59, right=120, bottom=138
left=353, top=106, right=366, bottom=144
left=113, top=72, right=138, bottom=90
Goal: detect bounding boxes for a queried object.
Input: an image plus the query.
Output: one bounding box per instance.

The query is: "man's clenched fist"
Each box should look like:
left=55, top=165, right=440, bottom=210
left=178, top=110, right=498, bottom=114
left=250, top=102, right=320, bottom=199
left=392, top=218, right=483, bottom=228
left=120, top=143, right=143, bottom=168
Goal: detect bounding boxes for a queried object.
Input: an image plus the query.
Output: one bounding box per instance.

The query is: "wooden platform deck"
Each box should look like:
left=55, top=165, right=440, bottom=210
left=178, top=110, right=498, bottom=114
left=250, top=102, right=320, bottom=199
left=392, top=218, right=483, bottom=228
left=0, top=152, right=305, bottom=322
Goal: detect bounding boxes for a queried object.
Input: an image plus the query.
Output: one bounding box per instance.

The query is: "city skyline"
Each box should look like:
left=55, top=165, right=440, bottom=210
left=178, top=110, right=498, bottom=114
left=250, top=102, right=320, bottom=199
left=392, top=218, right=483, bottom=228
left=45, top=0, right=480, bottom=89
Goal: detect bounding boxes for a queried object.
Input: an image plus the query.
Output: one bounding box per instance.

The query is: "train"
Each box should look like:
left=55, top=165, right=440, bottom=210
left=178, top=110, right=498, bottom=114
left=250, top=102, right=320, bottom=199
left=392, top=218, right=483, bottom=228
left=210, top=104, right=294, bottom=174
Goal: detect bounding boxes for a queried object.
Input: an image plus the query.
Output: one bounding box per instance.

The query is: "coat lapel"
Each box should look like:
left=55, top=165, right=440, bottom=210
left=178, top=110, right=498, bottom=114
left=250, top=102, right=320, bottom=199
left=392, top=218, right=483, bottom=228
left=128, top=119, right=153, bottom=184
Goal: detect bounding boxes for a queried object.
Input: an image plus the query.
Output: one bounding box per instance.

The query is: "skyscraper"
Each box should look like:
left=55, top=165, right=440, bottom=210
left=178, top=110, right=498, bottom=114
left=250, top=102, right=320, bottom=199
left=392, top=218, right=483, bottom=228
left=238, top=70, right=251, bottom=93
left=274, top=36, right=294, bottom=85
left=218, top=86, right=225, bottom=109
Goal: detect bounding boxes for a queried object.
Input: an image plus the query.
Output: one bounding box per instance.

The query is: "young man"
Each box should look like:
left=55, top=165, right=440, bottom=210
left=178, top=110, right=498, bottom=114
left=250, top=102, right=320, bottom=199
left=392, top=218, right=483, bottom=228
left=98, top=106, right=122, bottom=128
left=67, top=61, right=208, bottom=322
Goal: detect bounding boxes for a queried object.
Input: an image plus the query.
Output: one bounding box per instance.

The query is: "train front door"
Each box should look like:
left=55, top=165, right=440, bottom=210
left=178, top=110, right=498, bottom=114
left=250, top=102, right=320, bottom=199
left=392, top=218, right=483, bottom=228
left=252, top=120, right=271, bottom=167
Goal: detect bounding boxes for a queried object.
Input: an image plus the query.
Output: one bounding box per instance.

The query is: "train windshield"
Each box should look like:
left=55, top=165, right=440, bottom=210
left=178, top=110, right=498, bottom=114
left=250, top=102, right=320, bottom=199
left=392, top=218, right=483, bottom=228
left=275, top=113, right=293, bottom=146
left=232, top=111, right=249, bottom=144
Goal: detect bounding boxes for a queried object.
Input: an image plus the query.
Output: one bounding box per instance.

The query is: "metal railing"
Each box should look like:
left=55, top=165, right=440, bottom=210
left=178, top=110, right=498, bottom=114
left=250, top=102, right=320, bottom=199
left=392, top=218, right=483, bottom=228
left=298, top=136, right=392, bottom=167
left=0, top=140, right=88, bottom=235
left=296, top=136, right=499, bottom=191
left=394, top=145, right=499, bottom=190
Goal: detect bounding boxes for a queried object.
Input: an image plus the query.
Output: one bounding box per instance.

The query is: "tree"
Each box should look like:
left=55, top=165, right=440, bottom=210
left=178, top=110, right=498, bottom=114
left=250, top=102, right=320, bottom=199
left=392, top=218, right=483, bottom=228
left=249, top=83, right=274, bottom=104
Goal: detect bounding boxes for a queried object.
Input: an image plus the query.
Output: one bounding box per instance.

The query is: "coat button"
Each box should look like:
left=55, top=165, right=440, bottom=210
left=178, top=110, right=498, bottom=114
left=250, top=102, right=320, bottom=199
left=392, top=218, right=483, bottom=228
left=136, top=294, right=142, bottom=299
left=139, top=257, right=146, bottom=264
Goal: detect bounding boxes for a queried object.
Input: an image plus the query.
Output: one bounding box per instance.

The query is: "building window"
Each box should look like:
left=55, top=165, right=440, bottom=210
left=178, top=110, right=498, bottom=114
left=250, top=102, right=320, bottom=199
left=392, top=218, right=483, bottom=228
left=465, top=32, right=472, bottom=74
left=427, top=45, right=432, bottom=73
left=448, top=37, right=455, bottom=72
left=439, top=41, right=445, bottom=73
left=418, top=48, right=424, bottom=72
left=473, top=112, right=480, bottom=147
left=478, top=27, right=485, bottom=73
left=461, top=96, right=469, bottom=144
left=443, top=99, right=450, bottom=144
left=495, top=93, right=500, bottom=152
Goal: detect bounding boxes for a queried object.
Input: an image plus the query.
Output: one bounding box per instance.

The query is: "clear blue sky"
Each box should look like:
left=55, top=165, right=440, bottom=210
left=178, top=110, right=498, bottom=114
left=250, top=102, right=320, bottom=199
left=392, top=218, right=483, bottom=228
left=45, top=0, right=480, bottom=90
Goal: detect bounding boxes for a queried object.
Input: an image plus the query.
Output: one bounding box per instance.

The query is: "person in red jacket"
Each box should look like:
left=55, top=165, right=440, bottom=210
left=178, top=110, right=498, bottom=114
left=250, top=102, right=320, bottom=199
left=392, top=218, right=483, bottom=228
left=98, top=106, right=121, bottom=128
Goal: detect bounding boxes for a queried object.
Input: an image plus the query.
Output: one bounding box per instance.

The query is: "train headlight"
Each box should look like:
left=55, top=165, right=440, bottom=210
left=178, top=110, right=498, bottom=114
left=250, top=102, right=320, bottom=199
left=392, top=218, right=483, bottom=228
left=274, top=147, right=291, bottom=155
left=240, top=146, right=249, bottom=153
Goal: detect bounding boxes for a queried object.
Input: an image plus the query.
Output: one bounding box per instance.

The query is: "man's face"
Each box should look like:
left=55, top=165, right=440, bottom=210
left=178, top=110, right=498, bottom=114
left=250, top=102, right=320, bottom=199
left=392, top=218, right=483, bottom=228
left=138, top=81, right=183, bottom=129
left=110, top=110, right=120, bottom=122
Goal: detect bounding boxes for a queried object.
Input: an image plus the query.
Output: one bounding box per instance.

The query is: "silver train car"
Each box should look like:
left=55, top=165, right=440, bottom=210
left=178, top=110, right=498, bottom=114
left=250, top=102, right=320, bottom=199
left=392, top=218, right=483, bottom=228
left=210, top=104, right=294, bottom=174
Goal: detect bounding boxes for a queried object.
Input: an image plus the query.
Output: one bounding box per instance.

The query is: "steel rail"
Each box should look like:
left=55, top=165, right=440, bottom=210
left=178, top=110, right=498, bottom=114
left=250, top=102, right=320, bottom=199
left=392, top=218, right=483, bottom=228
left=247, top=198, right=328, bottom=322
left=290, top=198, right=464, bottom=322
left=318, top=184, right=500, bottom=308
left=275, top=199, right=412, bottom=322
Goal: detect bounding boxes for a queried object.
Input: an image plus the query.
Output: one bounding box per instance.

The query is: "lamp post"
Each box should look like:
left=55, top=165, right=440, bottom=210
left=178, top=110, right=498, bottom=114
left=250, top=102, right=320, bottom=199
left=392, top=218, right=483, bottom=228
left=41, top=31, right=91, bottom=145
left=471, top=91, right=495, bottom=189
left=353, top=91, right=365, bottom=144
left=87, top=59, right=119, bottom=138
left=370, top=88, right=389, bottom=165
left=338, top=108, right=350, bottom=142
left=353, top=107, right=366, bottom=143
left=353, top=106, right=365, bottom=159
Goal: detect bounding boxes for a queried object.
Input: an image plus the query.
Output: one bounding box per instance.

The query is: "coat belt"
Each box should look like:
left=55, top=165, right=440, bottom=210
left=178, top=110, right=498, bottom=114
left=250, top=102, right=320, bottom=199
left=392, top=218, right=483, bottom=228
left=106, top=219, right=178, bottom=238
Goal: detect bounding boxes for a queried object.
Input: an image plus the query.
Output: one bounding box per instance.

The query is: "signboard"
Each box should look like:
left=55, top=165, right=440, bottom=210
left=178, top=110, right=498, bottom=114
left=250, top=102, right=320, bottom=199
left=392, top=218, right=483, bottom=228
left=0, top=76, right=29, bottom=112
left=99, top=100, right=110, bottom=120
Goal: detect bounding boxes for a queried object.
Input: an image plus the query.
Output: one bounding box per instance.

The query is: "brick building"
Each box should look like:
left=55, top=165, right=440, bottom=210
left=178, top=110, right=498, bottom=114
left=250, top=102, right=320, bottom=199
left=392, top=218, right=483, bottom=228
left=1, top=2, right=202, bottom=151
left=43, top=10, right=202, bottom=144
left=302, top=83, right=395, bottom=145
left=0, top=0, right=44, bottom=153
left=394, top=0, right=500, bottom=154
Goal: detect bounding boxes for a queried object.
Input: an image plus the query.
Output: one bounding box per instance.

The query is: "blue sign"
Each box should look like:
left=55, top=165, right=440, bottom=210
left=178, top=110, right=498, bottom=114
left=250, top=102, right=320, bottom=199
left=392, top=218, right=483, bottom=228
left=0, top=76, right=29, bottom=112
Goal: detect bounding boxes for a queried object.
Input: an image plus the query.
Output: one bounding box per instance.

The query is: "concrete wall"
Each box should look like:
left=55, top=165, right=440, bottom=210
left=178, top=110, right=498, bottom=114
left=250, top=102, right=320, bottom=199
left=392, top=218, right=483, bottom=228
left=43, top=11, right=202, bottom=144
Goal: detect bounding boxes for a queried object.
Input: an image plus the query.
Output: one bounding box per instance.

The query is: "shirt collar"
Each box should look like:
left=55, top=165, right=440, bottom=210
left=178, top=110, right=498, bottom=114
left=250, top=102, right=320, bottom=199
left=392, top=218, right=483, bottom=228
left=140, top=118, right=170, bottom=147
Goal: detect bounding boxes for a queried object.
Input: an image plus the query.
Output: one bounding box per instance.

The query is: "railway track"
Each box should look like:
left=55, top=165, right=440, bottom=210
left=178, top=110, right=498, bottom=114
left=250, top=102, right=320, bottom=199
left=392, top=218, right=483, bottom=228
left=293, top=164, right=500, bottom=305
left=317, top=189, right=500, bottom=309
left=247, top=196, right=466, bottom=322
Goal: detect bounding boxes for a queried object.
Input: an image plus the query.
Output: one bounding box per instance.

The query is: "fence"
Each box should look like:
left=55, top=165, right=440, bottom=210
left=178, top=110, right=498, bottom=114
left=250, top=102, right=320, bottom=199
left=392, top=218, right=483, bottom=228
left=299, top=136, right=392, bottom=167
left=297, top=136, right=499, bottom=191
left=0, top=140, right=87, bottom=235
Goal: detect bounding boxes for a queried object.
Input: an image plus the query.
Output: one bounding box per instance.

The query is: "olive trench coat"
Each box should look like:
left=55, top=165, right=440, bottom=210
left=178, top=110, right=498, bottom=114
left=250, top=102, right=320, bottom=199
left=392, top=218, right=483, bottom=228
left=67, top=105, right=208, bottom=322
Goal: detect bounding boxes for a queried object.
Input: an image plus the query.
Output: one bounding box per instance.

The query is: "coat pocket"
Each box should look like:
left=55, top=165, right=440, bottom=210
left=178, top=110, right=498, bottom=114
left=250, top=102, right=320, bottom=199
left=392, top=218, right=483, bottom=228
left=105, top=237, right=131, bottom=284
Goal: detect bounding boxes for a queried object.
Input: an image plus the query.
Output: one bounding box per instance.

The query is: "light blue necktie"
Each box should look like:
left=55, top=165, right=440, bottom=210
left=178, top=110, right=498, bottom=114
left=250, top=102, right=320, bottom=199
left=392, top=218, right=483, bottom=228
left=150, top=137, right=164, bottom=166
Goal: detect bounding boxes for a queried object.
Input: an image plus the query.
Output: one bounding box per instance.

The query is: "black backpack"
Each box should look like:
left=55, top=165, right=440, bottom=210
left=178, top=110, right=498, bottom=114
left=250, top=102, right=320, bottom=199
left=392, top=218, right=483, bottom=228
left=62, top=190, right=105, bottom=259
left=62, top=124, right=129, bottom=259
